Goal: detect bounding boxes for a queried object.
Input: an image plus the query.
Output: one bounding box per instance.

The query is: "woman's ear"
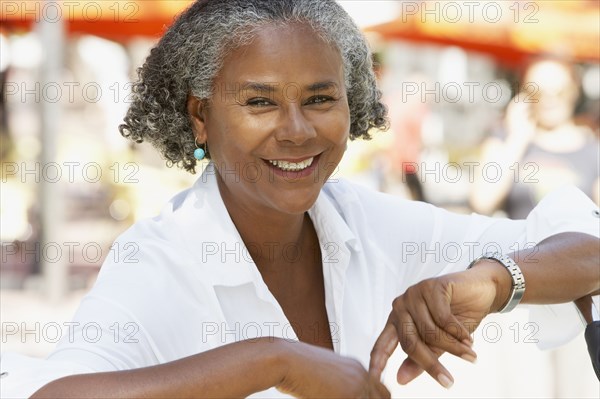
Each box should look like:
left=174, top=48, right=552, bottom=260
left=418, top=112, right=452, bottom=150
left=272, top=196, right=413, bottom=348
left=187, top=95, right=208, bottom=143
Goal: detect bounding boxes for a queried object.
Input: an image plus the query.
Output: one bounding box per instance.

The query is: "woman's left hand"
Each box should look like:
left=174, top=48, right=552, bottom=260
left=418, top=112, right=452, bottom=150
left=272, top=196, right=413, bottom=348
left=369, top=265, right=505, bottom=388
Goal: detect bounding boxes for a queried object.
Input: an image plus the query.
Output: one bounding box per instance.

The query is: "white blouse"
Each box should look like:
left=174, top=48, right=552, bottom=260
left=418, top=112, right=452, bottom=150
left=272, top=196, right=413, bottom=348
left=2, top=163, right=599, bottom=398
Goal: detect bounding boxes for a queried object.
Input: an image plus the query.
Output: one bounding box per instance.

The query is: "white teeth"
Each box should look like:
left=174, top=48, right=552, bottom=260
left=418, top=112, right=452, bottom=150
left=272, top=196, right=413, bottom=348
left=268, top=157, right=314, bottom=172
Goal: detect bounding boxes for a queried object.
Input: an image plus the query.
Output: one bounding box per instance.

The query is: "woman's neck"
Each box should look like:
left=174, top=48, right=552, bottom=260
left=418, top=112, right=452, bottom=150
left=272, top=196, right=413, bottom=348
left=534, top=122, right=589, bottom=153
left=216, top=178, right=311, bottom=269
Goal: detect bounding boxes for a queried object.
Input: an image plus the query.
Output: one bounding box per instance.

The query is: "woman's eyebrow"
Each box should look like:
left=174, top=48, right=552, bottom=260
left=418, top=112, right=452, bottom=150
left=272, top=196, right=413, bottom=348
left=238, top=81, right=340, bottom=93
left=306, top=81, right=339, bottom=92
left=240, top=82, right=277, bottom=93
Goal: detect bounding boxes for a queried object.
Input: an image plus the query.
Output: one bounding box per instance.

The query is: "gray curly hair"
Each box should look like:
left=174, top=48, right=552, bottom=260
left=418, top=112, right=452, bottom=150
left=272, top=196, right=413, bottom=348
left=119, top=0, right=388, bottom=173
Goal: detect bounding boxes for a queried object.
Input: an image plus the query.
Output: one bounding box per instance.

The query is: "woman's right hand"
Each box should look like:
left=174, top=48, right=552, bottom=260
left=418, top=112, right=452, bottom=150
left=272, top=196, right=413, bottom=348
left=504, top=93, right=536, bottom=148
left=30, top=337, right=389, bottom=399
left=276, top=340, right=390, bottom=398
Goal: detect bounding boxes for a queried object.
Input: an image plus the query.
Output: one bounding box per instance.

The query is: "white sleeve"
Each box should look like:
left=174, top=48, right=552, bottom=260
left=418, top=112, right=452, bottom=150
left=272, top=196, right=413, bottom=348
left=525, top=185, right=599, bottom=241
left=0, top=352, right=93, bottom=398
left=0, top=255, right=163, bottom=396
left=0, top=232, right=204, bottom=395
left=44, top=235, right=206, bottom=368
left=432, top=185, right=599, bottom=349
left=358, top=183, right=598, bottom=349
left=522, top=186, right=599, bottom=349
left=46, top=293, right=161, bottom=370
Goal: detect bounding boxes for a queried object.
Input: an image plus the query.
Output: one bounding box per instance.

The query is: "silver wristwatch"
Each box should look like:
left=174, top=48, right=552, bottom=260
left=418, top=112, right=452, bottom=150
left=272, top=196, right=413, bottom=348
left=468, top=253, right=526, bottom=313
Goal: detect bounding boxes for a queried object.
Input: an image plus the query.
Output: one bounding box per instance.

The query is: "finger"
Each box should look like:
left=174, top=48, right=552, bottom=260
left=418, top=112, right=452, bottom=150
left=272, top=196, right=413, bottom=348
left=432, top=308, right=473, bottom=342
left=396, top=346, right=445, bottom=385
left=369, top=379, right=391, bottom=399
left=369, top=322, right=398, bottom=380
left=405, top=298, right=477, bottom=363
left=395, top=321, right=454, bottom=389
left=396, top=357, right=424, bottom=385
left=374, top=381, right=392, bottom=399
left=421, top=304, right=478, bottom=363
left=403, top=287, right=476, bottom=360
left=427, top=292, right=473, bottom=344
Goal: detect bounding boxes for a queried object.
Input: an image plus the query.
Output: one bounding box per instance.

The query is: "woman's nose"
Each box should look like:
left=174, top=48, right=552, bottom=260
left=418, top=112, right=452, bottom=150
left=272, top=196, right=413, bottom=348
left=274, top=105, right=317, bottom=145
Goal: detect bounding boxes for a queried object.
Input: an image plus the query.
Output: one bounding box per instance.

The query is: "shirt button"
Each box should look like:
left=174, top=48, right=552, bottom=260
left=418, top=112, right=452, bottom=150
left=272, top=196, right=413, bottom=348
left=592, top=210, right=600, bottom=218
left=0, top=371, right=8, bottom=378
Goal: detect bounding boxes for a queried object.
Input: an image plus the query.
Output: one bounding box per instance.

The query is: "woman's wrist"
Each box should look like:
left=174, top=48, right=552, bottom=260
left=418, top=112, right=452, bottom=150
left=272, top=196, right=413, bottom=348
left=256, top=337, right=292, bottom=388
left=469, top=259, right=513, bottom=313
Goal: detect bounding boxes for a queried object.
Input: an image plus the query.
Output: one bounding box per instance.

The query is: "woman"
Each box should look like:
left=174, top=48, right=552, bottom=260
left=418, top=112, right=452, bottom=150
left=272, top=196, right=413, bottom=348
left=3, top=1, right=598, bottom=397
left=470, top=59, right=600, bottom=217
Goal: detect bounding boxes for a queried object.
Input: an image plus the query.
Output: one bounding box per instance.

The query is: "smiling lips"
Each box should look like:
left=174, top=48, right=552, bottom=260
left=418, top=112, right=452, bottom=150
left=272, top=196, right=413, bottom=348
left=267, top=157, right=315, bottom=172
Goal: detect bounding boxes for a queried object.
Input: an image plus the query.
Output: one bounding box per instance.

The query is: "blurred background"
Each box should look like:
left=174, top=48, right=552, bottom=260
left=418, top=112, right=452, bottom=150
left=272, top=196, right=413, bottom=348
left=1, top=1, right=599, bottom=397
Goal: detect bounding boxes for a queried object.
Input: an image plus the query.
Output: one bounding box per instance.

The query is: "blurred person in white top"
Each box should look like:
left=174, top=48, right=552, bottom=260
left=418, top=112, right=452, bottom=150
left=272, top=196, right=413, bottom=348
left=471, top=58, right=599, bottom=218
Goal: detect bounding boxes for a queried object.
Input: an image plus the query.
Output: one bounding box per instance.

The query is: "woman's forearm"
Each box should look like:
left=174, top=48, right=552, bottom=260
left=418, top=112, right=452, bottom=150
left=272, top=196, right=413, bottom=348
left=369, top=232, right=599, bottom=386
left=31, top=337, right=288, bottom=398
left=472, top=232, right=600, bottom=311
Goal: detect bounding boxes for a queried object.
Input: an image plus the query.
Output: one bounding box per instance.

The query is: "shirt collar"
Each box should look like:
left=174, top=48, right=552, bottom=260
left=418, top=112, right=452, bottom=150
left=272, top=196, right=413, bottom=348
left=179, top=162, right=359, bottom=290
left=308, top=183, right=362, bottom=254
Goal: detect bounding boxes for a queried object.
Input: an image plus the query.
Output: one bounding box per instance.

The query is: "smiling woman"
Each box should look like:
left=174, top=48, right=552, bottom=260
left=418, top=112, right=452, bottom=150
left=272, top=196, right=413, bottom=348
left=119, top=0, right=386, bottom=173
left=187, top=22, right=353, bottom=350
left=188, top=23, right=351, bottom=218
left=2, top=0, right=599, bottom=398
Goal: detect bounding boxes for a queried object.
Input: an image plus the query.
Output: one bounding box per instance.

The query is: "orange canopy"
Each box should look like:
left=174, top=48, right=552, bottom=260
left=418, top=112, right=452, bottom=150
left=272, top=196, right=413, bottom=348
left=365, top=0, right=600, bottom=66
left=1, top=0, right=194, bottom=41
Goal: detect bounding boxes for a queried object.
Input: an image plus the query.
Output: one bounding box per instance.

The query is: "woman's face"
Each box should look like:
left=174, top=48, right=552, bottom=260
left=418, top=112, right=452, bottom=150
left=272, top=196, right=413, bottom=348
left=525, top=61, right=578, bottom=130
left=190, top=23, right=350, bottom=216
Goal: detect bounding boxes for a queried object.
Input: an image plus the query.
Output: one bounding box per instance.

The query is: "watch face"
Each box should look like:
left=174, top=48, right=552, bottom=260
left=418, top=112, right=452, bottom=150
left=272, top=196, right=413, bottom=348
left=584, top=321, right=600, bottom=381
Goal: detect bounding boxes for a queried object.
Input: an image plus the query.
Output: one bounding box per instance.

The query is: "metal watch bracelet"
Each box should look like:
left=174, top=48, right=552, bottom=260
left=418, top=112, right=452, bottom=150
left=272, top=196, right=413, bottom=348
left=468, top=253, right=526, bottom=313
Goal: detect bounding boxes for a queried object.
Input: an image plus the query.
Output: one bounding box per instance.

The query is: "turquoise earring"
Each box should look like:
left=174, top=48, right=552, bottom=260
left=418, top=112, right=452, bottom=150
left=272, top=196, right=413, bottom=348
left=194, top=138, right=206, bottom=160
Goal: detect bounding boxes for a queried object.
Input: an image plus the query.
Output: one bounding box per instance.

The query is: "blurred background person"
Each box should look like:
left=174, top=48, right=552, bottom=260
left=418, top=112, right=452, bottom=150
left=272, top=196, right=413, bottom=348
left=470, top=58, right=600, bottom=389
left=470, top=58, right=600, bottom=217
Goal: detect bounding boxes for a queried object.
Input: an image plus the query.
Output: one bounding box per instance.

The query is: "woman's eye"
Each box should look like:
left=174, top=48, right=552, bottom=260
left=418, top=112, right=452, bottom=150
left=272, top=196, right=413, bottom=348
left=246, top=98, right=274, bottom=107
left=306, top=96, right=334, bottom=105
